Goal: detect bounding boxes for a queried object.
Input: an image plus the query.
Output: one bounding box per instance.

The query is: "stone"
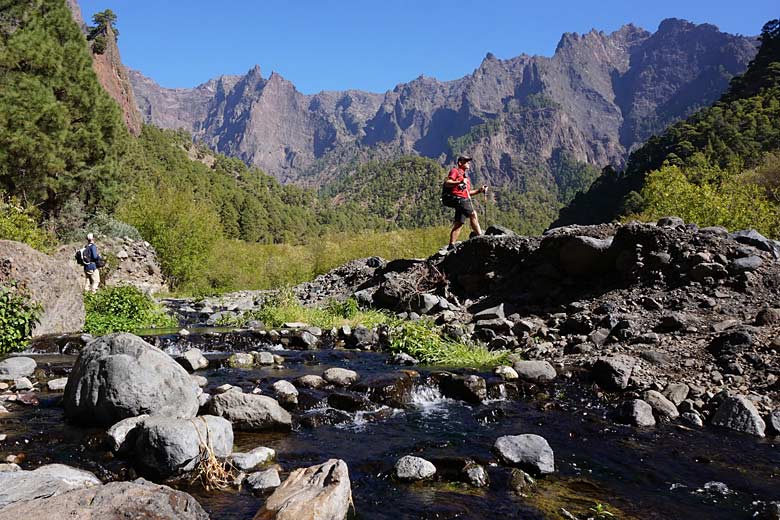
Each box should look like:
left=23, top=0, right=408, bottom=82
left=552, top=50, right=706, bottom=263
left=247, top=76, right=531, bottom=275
left=711, top=395, right=766, bottom=437
left=0, top=357, right=36, bottom=381
left=756, top=308, right=780, bottom=326
left=323, top=368, right=359, bottom=386
left=656, top=313, right=687, bottom=332
left=230, top=447, right=276, bottom=472
left=512, top=361, right=556, bottom=383
left=227, top=352, right=254, bottom=368
left=46, top=377, right=68, bottom=392
left=494, top=365, right=519, bottom=381
left=134, top=415, right=233, bottom=478
left=328, top=391, right=371, bottom=412
left=0, top=240, right=85, bottom=335
left=410, top=293, right=439, bottom=315
left=191, top=375, right=208, bottom=388
left=352, top=372, right=416, bottom=408
left=246, top=468, right=282, bottom=492
left=731, top=229, right=780, bottom=258
left=474, top=304, right=505, bottom=321
left=494, top=434, right=555, bottom=475
left=179, top=348, right=209, bottom=371
left=509, top=468, right=536, bottom=494
left=708, top=329, right=753, bottom=358
left=663, top=383, right=689, bottom=406
left=681, top=412, right=704, bottom=428
left=253, top=459, right=352, bottom=520
left=296, top=374, right=326, bottom=389
left=657, top=216, right=684, bottom=227
left=731, top=256, right=763, bottom=273
left=0, top=464, right=101, bottom=508
left=106, top=414, right=149, bottom=454
left=254, top=351, right=276, bottom=365
left=690, top=262, right=728, bottom=282
left=12, top=377, right=32, bottom=391
left=272, top=380, right=299, bottom=406
left=394, top=455, right=436, bottom=481
left=0, top=464, right=19, bottom=472
left=298, top=331, right=319, bottom=349
left=215, top=384, right=237, bottom=394
left=463, top=462, right=488, bottom=487
left=206, top=391, right=292, bottom=431
left=485, top=225, right=515, bottom=236
left=768, top=410, right=780, bottom=436
left=592, top=355, right=636, bottom=391
left=558, top=235, right=613, bottom=276
left=437, top=373, right=486, bottom=403
left=642, top=390, right=679, bottom=420
left=63, top=333, right=198, bottom=426
left=350, top=326, right=377, bottom=348
left=0, top=479, right=209, bottom=520
left=617, top=399, right=656, bottom=427
left=391, top=353, right=419, bottom=365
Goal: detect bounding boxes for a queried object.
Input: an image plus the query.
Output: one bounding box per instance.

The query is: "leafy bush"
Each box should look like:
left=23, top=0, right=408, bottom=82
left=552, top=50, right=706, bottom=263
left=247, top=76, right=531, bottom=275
left=84, top=286, right=177, bottom=335
left=0, top=282, right=41, bottom=354
left=387, top=318, right=508, bottom=367
left=0, top=197, right=55, bottom=252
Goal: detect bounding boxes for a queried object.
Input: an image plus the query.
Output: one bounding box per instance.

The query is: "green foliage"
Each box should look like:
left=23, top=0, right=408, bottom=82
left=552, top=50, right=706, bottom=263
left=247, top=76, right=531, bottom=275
left=0, top=196, right=55, bottom=252
left=0, top=281, right=41, bottom=354
left=551, top=151, right=601, bottom=204
left=84, top=285, right=177, bottom=335
left=0, top=0, right=128, bottom=215
left=447, top=119, right=502, bottom=158
left=387, top=318, right=508, bottom=368
left=588, top=502, right=615, bottom=519
left=637, top=164, right=779, bottom=236
left=116, top=181, right=223, bottom=290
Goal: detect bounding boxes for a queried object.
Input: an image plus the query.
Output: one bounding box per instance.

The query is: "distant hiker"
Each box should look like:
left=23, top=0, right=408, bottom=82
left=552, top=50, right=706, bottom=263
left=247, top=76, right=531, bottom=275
left=442, top=155, right=487, bottom=249
left=77, top=233, right=103, bottom=293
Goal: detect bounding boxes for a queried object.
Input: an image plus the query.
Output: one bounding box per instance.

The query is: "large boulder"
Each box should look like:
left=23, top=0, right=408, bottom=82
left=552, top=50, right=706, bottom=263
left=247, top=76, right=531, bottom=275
left=0, top=240, right=84, bottom=335
left=63, top=333, right=199, bottom=426
left=558, top=235, right=614, bottom=276
left=0, top=357, right=36, bottom=381
left=0, top=479, right=208, bottom=520
left=133, top=415, right=233, bottom=479
left=711, top=395, right=766, bottom=437
left=394, top=455, right=436, bottom=481
left=512, top=361, right=557, bottom=383
left=254, top=459, right=353, bottom=520
left=206, top=391, right=292, bottom=431
left=592, top=356, right=636, bottom=391
left=0, top=464, right=101, bottom=508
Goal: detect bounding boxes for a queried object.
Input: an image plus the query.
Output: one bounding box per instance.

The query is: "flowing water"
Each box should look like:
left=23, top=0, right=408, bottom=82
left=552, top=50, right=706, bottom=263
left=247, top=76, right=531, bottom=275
left=1, top=336, right=778, bottom=519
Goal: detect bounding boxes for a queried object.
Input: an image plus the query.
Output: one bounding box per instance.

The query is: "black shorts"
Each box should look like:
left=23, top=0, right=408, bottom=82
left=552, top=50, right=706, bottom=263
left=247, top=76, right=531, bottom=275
left=453, top=197, right=474, bottom=224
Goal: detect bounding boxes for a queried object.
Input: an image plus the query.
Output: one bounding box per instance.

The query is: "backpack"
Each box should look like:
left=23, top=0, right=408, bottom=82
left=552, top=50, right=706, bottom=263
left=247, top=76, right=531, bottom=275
left=75, top=246, right=94, bottom=267
left=441, top=183, right=460, bottom=208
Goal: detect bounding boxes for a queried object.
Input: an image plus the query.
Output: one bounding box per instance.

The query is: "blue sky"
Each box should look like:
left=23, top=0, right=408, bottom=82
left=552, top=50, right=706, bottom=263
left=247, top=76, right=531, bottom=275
left=79, top=0, right=777, bottom=94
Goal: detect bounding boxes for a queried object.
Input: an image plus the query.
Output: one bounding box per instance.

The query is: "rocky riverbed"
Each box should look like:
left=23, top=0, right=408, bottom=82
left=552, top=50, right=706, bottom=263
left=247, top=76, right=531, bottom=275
left=1, top=218, right=779, bottom=519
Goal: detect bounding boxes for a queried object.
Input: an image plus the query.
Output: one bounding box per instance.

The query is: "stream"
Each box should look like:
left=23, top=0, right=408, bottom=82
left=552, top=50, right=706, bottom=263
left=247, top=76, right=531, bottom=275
left=1, top=333, right=778, bottom=519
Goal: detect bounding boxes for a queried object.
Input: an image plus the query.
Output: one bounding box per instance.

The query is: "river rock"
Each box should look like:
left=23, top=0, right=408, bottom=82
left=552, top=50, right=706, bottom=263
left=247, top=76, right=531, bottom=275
left=272, top=380, right=299, bottom=406
left=13, top=377, right=32, bottom=391
left=230, top=447, right=276, bottom=472
left=191, top=375, right=208, bottom=388
left=681, top=412, right=704, bottom=428
left=617, top=399, right=656, bottom=427
left=394, top=455, right=436, bottom=481
left=323, top=368, right=359, bottom=386
left=463, top=462, right=488, bottom=487
left=253, top=459, right=352, bottom=520
left=63, top=333, right=198, bottom=426
left=690, top=262, right=728, bottom=282
left=494, top=434, right=555, bottom=475
left=246, top=468, right=282, bottom=492
left=512, top=361, right=556, bottom=383
left=474, top=304, right=505, bottom=321
left=663, top=383, right=690, bottom=406
left=296, top=374, right=326, bottom=389
left=0, top=464, right=101, bottom=508
left=0, top=357, right=36, bottom=381
left=179, top=348, right=209, bottom=371
left=755, top=308, right=780, bottom=326
left=254, top=351, right=276, bottom=365
left=592, top=355, right=636, bottom=391
left=106, top=414, right=149, bottom=454
left=558, top=235, right=613, bottom=276
left=352, top=372, right=416, bottom=408
left=711, top=395, right=766, bottom=437
left=349, top=326, right=377, bottom=348
left=768, top=410, right=780, bottom=436
left=133, top=415, right=233, bottom=478
left=227, top=352, right=254, bottom=368
left=437, top=373, right=486, bottom=403
left=642, top=390, right=679, bottom=420
left=731, top=256, right=763, bottom=273
left=391, top=352, right=419, bottom=365
left=46, top=377, right=68, bottom=392
left=206, top=392, right=292, bottom=431
left=0, top=479, right=209, bottom=520
left=494, top=365, right=519, bottom=380
left=0, top=240, right=84, bottom=335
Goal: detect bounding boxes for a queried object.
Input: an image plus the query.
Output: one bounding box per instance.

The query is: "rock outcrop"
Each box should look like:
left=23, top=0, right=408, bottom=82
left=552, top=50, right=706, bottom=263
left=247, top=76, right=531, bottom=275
left=0, top=464, right=101, bottom=508
left=0, top=240, right=84, bottom=336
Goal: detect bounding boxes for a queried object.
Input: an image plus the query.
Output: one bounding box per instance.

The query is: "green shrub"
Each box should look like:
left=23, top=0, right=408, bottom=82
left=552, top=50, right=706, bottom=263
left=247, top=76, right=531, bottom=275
left=84, top=285, right=177, bottom=335
left=387, top=318, right=508, bottom=367
left=0, top=282, right=41, bottom=354
left=0, top=197, right=55, bottom=252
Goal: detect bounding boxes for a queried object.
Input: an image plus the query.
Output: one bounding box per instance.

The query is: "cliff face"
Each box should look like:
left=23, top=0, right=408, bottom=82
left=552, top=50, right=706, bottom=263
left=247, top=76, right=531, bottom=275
left=131, top=19, right=757, bottom=192
left=66, top=1, right=142, bottom=136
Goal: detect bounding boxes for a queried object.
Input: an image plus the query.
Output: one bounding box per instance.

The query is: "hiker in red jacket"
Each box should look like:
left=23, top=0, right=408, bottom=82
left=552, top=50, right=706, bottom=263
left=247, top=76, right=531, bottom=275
left=443, top=155, right=487, bottom=249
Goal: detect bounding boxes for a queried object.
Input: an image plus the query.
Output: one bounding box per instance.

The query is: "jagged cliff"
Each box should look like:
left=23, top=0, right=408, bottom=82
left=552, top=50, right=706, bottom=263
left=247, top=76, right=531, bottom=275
left=66, top=0, right=142, bottom=136
left=131, top=19, right=757, bottom=195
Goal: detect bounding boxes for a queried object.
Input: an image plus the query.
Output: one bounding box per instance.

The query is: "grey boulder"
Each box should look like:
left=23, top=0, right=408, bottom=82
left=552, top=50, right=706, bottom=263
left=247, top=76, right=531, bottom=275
left=179, top=348, right=209, bottom=371
left=592, top=355, right=636, bottom=391
left=106, top=414, right=149, bottom=454
left=229, top=446, right=276, bottom=472
left=394, top=455, right=436, bottom=481
left=642, top=390, right=679, bottom=420
left=711, top=395, right=766, bottom=437
left=0, top=464, right=101, bottom=508
left=0, top=357, right=36, bottom=381
left=494, top=434, right=555, bottom=475
left=63, top=333, right=199, bottom=426
left=512, top=360, right=557, bottom=383
left=133, top=415, right=234, bottom=478
left=323, top=368, right=359, bottom=386
left=617, top=399, right=656, bottom=427
left=206, top=391, right=292, bottom=431
left=246, top=468, right=282, bottom=492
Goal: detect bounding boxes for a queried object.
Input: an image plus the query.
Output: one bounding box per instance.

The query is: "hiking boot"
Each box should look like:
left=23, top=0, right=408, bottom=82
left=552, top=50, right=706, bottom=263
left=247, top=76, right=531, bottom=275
left=446, top=244, right=456, bottom=251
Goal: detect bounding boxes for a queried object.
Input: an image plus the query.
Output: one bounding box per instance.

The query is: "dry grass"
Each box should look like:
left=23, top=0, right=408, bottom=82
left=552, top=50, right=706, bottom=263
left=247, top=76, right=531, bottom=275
left=190, top=418, right=237, bottom=491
